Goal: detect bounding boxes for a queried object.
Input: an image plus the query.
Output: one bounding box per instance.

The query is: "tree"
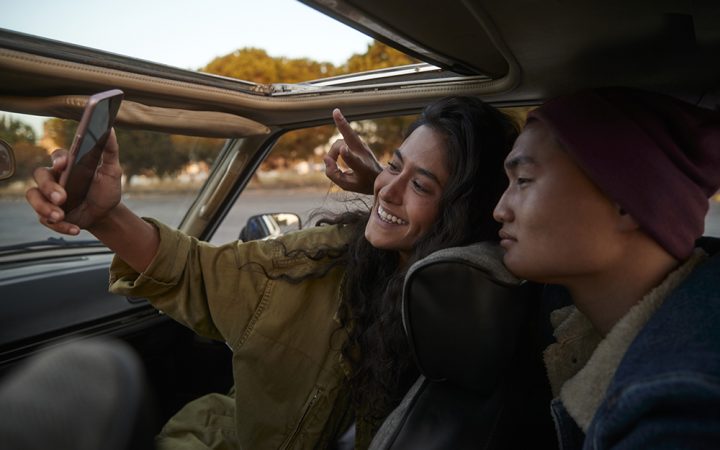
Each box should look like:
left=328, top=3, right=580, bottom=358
left=202, top=48, right=337, bottom=84
left=0, top=115, right=36, bottom=145
left=340, top=41, right=419, bottom=74
left=0, top=115, right=46, bottom=180
left=365, top=115, right=417, bottom=160
left=115, top=129, right=184, bottom=184
left=271, top=125, right=335, bottom=163
left=171, top=135, right=224, bottom=166
left=13, top=141, right=48, bottom=180
left=43, top=117, right=76, bottom=150
left=40, top=118, right=201, bottom=185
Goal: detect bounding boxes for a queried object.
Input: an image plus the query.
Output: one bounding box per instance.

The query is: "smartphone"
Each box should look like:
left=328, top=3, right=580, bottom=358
left=58, top=89, right=124, bottom=212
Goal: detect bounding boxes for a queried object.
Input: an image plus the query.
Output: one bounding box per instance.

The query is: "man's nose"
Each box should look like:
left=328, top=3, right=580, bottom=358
left=493, top=191, right=513, bottom=223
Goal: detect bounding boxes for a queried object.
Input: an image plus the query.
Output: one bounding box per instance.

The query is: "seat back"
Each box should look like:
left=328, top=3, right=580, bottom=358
left=0, top=338, right=156, bottom=450
left=370, top=242, right=554, bottom=449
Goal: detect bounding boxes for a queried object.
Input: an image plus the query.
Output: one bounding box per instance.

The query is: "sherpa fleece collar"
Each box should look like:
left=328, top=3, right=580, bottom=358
left=543, top=249, right=708, bottom=432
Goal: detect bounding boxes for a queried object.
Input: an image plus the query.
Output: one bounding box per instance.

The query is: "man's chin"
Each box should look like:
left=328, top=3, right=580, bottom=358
left=502, top=253, right=527, bottom=279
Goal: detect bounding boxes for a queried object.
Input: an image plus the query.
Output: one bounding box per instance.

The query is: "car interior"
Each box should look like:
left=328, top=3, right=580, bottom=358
left=0, top=0, right=718, bottom=448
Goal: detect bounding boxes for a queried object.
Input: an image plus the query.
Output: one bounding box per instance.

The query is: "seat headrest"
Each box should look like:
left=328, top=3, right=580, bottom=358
left=402, top=242, right=534, bottom=393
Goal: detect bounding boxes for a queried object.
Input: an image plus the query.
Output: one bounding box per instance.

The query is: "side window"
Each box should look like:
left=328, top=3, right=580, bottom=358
left=709, top=193, right=720, bottom=237
left=0, top=112, right=226, bottom=248
left=210, top=115, right=417, bottom=244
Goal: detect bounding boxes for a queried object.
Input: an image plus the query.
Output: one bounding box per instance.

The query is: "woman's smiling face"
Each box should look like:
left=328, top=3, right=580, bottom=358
left=365, top=125, right=449, bottom=262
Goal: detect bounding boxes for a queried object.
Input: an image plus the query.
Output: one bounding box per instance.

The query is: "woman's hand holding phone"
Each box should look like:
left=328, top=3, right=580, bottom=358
left=26, top=89, right=159, bottom=273
left=26, top=129, right=123, bottom=235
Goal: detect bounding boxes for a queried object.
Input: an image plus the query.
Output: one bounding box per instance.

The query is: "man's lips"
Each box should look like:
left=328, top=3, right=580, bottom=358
left=498, top=230, right=516, bottom=244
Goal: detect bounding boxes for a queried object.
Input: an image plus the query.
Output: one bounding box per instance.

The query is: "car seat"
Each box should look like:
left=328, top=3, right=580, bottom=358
left=369, top=241, right=556, bottom=450
left=0, top=338, right=156, bottom=450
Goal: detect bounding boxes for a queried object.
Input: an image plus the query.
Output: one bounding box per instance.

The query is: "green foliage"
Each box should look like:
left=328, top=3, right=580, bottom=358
left=13, top=141, right=49, bottom=180
left=115, top=129, right=185, bottom=183
left=0, top=115, right=36, bottom=144
left=0, top=115, right=46, bottom=180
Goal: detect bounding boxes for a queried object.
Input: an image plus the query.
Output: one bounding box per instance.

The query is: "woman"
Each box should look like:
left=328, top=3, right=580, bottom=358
left=26, top=96, right=517, bottom=449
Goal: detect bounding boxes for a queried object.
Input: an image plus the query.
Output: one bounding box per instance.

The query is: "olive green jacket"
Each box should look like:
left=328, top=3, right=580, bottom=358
left=109, top=219, right=358, bottom=450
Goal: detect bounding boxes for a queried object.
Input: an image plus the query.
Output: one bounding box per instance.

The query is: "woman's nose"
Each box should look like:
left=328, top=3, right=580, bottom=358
left=378, top=175, right=404, bottom=205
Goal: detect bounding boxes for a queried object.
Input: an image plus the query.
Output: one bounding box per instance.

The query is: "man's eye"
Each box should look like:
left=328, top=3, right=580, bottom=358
left=517, top=177, right=532, bottom=186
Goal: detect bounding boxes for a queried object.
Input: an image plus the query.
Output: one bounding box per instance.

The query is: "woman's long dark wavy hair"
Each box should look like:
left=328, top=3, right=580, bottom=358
left=321, top=96, right=519, bottom=427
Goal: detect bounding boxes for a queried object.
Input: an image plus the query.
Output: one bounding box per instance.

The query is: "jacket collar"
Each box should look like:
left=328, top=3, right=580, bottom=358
left=544, top=249, right=708, bottom=431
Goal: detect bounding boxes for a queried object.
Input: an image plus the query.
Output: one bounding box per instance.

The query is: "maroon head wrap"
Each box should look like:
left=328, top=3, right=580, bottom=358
left=528, top=87, right=720, bottom=259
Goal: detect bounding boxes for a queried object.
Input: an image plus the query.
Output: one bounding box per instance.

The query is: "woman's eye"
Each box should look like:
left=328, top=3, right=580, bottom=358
left=412, top=180, right=430, bottom=193
left=516, top=177, right=532, bottom=186
left=386, top=161, right=400, bottom=173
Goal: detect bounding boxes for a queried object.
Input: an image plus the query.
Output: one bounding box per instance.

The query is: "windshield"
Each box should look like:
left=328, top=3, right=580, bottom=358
left=0, top=111, right=226, bottom=249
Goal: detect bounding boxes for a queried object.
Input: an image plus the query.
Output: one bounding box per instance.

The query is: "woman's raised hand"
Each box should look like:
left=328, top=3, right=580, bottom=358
left=25, top=129, right=123, bottom=235
left=324, top=108, right=382, bottom=195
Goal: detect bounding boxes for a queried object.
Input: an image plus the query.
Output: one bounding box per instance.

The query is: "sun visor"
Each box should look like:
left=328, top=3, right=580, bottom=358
left=0, top=95, right=270, bottom=138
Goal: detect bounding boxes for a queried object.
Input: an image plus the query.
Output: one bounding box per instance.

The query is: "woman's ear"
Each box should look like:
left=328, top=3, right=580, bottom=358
left=616, top=205, right=640, bottom=231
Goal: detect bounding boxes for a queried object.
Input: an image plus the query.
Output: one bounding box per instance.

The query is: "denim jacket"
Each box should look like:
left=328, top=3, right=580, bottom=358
left=552, top=248, right=720, bottom=450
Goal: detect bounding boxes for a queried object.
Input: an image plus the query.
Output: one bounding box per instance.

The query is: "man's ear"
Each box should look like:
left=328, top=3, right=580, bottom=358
left=616, top=205, right=640, bottom=231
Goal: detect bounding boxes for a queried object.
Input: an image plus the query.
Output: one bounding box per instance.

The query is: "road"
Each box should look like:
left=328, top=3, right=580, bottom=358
left=0, top=188, right=368, bottom=247
left=1, top=189, right=719, bottom=247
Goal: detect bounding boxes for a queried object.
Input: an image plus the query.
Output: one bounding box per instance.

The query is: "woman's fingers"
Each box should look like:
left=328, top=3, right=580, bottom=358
left=26, top=186, right=62, bottom=223
left=327, top=109, right=380, bottom=194
left=99, top=129, right=121, bottom=171
left=325, top=140, right=350, bottom=179
left=324, top=151, right=352, bottom=186
left=50, top=149, right=69, bottom=172
left=32, top=165, right=66, bottom=207
left=332, top=109, right=366, bottom=152
left=338, top=144, right=365, bottom=172
left=27, top=149, right=75, bottom=231
left=39, top=214, right=80, bottom=235
left=27, top=187, right=80, bottom=235
left=326, top=139, right=345, bottom=163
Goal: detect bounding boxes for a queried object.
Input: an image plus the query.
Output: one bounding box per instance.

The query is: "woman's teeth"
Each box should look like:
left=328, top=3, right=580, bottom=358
left=378, top=205, right=407, bottom=225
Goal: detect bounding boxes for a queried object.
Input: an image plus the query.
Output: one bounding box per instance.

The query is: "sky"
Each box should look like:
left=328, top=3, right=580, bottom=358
left=0, top=0, right=373, bottom=69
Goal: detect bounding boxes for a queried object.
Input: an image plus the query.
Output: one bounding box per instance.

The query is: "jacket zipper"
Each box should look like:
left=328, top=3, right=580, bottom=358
left=281, top=387, right=322, bottom=449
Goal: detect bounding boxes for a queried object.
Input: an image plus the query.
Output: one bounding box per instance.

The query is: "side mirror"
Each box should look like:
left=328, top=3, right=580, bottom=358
left=0, top=139, right=15, bottom=181
left=239, top=213, right=301, bottom=242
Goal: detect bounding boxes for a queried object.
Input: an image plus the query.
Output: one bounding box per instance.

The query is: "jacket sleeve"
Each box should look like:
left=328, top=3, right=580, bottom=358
left=108, top=218, right=350, bottom=346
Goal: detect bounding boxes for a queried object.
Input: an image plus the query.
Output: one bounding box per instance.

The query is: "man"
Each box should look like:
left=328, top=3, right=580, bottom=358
left=492, top=87, right=720, bottom=449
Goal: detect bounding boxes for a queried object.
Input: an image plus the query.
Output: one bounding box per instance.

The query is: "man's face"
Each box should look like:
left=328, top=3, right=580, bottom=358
left=493, top=121, right=626, bottom=284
